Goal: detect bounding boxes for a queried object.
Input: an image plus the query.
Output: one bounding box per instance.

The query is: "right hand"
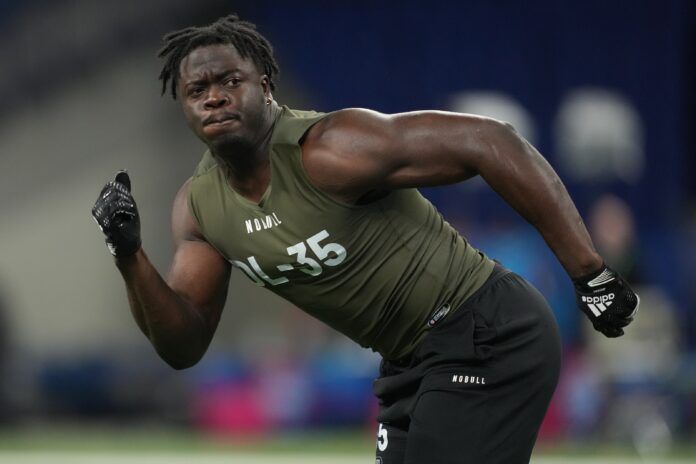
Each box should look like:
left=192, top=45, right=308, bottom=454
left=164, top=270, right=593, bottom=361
left=91, top=171, right=141, bottom=256
left=573, top=264, right=640, bottom=338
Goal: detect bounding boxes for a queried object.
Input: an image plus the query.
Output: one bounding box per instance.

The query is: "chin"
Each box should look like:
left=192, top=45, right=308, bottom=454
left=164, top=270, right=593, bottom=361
left=208, top=132, right=254, bottom=153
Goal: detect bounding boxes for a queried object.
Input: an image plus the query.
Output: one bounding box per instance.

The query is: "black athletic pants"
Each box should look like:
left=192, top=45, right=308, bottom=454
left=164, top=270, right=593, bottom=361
left=373, top=265, right=562, bottom=464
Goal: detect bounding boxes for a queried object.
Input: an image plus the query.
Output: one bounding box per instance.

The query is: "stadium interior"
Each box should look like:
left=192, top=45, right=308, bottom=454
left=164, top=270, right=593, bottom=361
left=0, top=0, right=694, bottom=462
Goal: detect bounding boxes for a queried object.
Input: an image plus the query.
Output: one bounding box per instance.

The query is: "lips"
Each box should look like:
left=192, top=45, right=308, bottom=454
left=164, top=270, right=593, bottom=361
left=203, top=113, right=240, bottom=126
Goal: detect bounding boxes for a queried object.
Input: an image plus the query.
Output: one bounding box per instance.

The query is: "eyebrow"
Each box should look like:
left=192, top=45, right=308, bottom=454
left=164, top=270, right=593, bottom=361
left=183, top=69, right=242, bottom=87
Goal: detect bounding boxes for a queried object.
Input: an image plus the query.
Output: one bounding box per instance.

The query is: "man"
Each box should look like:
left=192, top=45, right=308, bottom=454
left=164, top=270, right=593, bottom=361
left=92, top=14, right=639, bottom=464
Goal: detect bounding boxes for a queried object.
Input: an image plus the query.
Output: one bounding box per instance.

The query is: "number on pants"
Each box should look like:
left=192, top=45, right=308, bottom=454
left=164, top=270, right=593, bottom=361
left=377, top=423, right=388, bottom=452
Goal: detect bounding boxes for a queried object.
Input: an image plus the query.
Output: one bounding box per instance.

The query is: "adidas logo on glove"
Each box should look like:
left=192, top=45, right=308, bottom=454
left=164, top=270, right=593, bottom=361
left=581, top=293, right=615, bottom=317
left=573, top=264, right=639, bottom=338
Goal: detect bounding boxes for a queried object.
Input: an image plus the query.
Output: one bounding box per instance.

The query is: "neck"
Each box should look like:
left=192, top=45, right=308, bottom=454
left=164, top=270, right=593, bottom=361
left=211, top=103, right=281, bottom=201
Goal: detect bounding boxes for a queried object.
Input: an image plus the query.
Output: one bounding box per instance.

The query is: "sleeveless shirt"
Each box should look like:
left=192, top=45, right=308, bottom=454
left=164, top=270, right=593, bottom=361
left=188, top=106, right=495, bottom=360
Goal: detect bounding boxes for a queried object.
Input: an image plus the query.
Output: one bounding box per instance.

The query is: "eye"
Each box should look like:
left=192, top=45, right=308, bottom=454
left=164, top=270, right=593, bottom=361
left=224, top=77, right=241, bottom=88
left=188, top=87, right=204, bottom=98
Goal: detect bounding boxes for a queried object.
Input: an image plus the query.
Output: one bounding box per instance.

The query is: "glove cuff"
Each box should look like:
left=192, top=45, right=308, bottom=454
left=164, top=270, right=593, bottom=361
left=572, top=263, right=615, bottom=288
left=106, top=237, right=141, bottom=257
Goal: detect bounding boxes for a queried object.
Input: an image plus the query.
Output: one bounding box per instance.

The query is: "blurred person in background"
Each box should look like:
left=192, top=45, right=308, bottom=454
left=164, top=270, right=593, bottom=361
left=588, top=194, right=643, bottom=284
left=91, top=14, right=640, bottom=464
left=584, top=194, right=681, bottom=450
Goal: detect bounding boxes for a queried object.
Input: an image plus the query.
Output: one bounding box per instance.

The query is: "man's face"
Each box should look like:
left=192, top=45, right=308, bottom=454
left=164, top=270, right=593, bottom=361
left=178, top=44, right=270, bottom=150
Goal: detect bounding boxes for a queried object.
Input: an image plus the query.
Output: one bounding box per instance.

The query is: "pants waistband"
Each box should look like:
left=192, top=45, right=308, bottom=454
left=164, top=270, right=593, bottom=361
left=460, top=262, right=511, bottom=307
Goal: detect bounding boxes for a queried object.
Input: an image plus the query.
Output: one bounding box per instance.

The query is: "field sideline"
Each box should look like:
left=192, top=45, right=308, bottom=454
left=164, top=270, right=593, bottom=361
left=1, top=427, right=694, bottom=464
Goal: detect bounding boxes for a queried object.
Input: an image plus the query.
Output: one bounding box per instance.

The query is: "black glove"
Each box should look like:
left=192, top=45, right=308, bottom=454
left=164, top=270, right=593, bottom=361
left=91, top=171, right=141, bottom=257
left=573, top=264, right=640, bottom=338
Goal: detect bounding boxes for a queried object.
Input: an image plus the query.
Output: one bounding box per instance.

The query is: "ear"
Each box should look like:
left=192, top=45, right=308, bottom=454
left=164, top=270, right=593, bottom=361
left=260, top=75, right=272, bottom=98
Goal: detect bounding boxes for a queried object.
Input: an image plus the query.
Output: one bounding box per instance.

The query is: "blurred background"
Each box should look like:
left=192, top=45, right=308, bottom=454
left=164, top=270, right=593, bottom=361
left=0, top=0, right=694, bottom=461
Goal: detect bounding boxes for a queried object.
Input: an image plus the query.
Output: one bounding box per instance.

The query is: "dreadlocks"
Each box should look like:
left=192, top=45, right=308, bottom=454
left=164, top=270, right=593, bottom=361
left=157, top=14, right=279, bottom=99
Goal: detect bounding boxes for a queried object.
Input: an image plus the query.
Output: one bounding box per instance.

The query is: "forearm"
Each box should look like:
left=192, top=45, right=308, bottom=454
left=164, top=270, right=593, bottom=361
left=477, top=122, right=602, bottom=278
left=115, top=249, right=209, bottom=369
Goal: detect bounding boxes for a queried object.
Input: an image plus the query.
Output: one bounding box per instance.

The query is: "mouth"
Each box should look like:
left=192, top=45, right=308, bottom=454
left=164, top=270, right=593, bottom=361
left=203, top=113, right=240, bottom=127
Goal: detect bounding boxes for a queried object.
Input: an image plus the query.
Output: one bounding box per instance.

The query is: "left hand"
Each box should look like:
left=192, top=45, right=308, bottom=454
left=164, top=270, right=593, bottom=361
left=573, top=264, right=640, bottom=338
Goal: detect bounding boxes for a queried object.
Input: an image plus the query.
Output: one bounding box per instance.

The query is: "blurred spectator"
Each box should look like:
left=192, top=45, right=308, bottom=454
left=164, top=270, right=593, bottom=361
left=588, top=194, right=643, bottom=283
left=586, top=195, right=678, bottom=383
left=555, top=89, right=645, bottom=184
left=583, top=194, right=683, bottom=447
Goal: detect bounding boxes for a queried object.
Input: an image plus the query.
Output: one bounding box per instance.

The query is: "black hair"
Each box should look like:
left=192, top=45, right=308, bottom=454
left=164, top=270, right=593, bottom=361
left=157, top=14, right=279, bottom=99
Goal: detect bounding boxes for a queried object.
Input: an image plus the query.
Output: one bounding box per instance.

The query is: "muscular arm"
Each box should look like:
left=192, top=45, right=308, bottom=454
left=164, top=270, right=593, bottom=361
left=302, top=109, right=602, bottom=278
left=115, top=179, right=231, bottom=369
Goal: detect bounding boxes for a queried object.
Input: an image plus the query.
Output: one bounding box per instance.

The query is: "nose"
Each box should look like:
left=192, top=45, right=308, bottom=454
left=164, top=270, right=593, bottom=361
left=203, top=86, right=230, bottom=110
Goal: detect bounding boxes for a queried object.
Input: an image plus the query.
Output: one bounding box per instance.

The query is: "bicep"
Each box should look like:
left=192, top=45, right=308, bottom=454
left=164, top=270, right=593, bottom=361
left=305, top=109, right=503, bottom=193
left=167, top=179, right=231, bottom=330
left=383, top=111, right=499, bottom=188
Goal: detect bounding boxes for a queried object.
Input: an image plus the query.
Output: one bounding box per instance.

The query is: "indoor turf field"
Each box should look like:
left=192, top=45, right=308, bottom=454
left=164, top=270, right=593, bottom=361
left=0, top=428, right=694, bottom=464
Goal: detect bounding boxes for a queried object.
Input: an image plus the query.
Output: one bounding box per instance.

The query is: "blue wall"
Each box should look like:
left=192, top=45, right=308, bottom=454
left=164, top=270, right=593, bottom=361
left=253, top=0, right=689, bottom=222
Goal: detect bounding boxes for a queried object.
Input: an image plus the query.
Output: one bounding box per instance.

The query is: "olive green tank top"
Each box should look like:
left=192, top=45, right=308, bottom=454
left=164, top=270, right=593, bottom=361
left=188, top=106, right=495, bottom=360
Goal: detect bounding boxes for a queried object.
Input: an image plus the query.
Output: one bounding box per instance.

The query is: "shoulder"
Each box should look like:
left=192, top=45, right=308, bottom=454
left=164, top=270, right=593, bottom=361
left=303, top=108, right=395, bottom=148
left=298, top=108, right=400, bottom=202
left=301, top=108, right=399, bottom=170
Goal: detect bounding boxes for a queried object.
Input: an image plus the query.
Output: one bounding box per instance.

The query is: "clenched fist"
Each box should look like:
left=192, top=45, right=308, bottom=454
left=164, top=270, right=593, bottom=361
left=574, top=264, right=640, bottom=338
left=91, top=171, right=141, bottom=256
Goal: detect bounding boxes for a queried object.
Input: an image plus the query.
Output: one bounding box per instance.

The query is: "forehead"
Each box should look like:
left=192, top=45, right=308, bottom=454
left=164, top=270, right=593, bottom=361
left=179, top=44, right=257, bottom=81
